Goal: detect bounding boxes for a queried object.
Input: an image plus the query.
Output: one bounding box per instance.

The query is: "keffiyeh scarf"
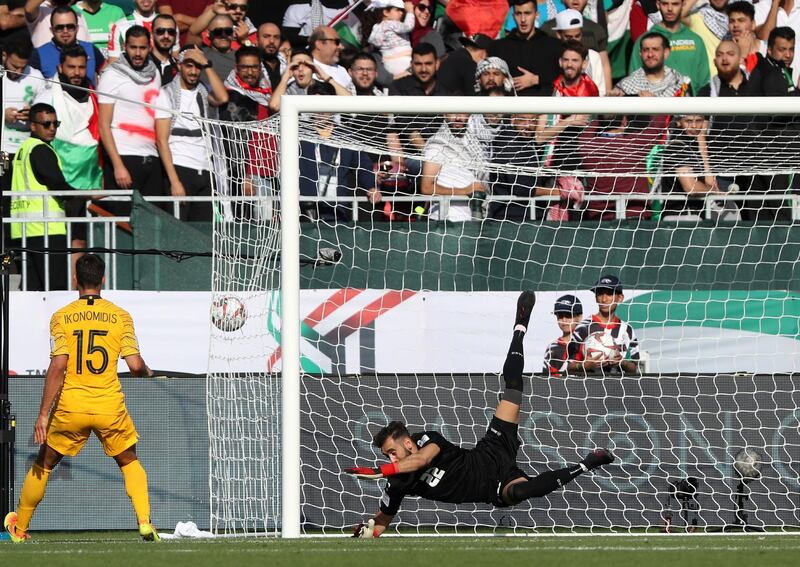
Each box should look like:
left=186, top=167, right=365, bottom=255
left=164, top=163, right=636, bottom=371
left=616, top=67, right=690, bottom=97
left=224, top=67, right=272, bottom=107
left=111, top=53, right=158, bottom=85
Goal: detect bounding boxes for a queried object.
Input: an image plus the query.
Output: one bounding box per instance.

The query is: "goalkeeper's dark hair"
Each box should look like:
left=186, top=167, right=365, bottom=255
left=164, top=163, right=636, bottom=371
left=76, top=254, right=105, bottom=288
left=373, top=421, right=411, bottom=448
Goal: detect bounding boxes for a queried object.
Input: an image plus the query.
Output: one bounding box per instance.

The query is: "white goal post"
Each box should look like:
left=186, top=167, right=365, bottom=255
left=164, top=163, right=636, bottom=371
left=270, top=95, right=800, bottom=538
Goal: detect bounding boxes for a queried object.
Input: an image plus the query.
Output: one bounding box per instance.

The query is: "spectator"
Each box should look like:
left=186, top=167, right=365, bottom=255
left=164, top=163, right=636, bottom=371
left=474, top=56, right=515, bottom=95
left=258, top=22, right=286, bottom=89
left=389, top=41, right=446, bottom=96
left=188, top=0, right=257, bottom=51
left=107, top=0, right=163, bottom=62
left=30, top=5, right=105, bottom=84
left=348, top=51, right=383, bottom=95
left=1, top=38, right=51, bottom=246
left=367, top=0, right=415, bottom=78
left=410, top=0, right=444, bottom=54
left=488, top=113, right=556, bottom=221
left=270, top=49, right=351, bottom=112
left=727, top=1, right=766, bottom=74
left=543, top=295, right=583, bottom=376
left=98, top=26, right=163, bottom=202
left=309, top=25, right=355, bottom=93
left=421, top=112, right=487, bottom=222
left=548, top=9, right=608, bottom=95
left=51, top=45, right=102, bottom=258
left=541, top=0, right=611, bottom=89
left=660, top=114, right=728, bottom=220
left=201, top=14, right=237, bottom=82
left=698, top=39, right=759, bottom=96
left=220, top=46, right=278, bottom=220
left=489, top=0, right=561, bottom=96
left=0, top=0, right=27, bottom=53
left=105, top=0, right=133, bottom=13
left=282, top=0, right=350, bottom=45
left=156, top=46, right=228, bottom=222
left=629, top=0, right=710, bottom=90
left=25, top=0, right=91, bottom=48
left=149, top=13, right=178, bottom=83
left=567, top=275, right=641, bottom=375
left=754, top=0, right=800, bottom=82
left=755, top=26, right=798, bottom=96
left=577, top=113, right=667, bottom=220
left=73, top=0, right=125, bottom=58
left=612, top=32, right=691, bottom=96
left=297, top=80, right=377, bottom=221
left=684, top=0, right=728, bottom=76
left=438, top=33, right=491, bottom=96
left=157, top=0, right=212, bottom=45
left=9, top=102, right=74, bottom=290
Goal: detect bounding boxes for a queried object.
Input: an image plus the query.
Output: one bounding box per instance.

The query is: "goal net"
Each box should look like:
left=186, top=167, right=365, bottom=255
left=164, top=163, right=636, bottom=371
left=204, top=95, right=800, bottom=536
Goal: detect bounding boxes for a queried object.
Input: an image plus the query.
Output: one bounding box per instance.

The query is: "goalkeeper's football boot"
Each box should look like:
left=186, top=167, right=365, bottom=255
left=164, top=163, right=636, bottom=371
left=4, top=512, right=31, bottom=543
left=582, top=448, right=615, bottom=471
left=139, top=522, right=161, bottom=542
left=515, top=290, right=536, bottom=329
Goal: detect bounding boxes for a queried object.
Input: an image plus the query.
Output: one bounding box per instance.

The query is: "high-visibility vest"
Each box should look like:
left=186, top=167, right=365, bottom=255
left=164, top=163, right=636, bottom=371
left=10, top=137, right=66, bottom=239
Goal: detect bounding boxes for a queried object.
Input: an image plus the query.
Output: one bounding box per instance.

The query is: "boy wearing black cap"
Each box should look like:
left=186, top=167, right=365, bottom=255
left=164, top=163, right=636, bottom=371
left=567, top=274, right=640, bottom=374
left=543, top=294, right=583, bottom=376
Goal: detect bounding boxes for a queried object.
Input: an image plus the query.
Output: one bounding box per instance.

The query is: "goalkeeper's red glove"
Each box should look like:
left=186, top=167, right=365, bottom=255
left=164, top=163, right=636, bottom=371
left=343, top=462, right=400, bottom=479
left=352, top=519, right=379, bottom=538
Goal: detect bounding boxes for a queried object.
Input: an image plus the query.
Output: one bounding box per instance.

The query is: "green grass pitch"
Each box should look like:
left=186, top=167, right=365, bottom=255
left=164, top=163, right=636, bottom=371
left=2, top=533, right=800, bottom=567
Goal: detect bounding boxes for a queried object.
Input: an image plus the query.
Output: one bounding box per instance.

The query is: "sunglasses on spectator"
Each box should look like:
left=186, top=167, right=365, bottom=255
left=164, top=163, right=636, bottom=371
left=53, top=23, right=77, bottom=32
left=210, top=27, right=235, bottom=38
left=320, top=37, right=341, bottom=45
left=32, top=120, right=61, bottom=128
left=226, top=2, right=247, bottom=11
left=154, top=27, right=177, bottom=36
left=416, top=4, right=431, bottom=11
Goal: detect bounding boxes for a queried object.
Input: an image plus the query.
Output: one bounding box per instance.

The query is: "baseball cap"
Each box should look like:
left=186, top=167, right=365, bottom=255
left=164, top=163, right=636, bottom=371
left=591, top=274, right=623, bottom=294
left=552, top=9, right=584, bottom=31
left=553, top=294, right=583, bottom=316
left=367, top=0, right=405, bottom=10
left=458, top=33, right=494, bottom=51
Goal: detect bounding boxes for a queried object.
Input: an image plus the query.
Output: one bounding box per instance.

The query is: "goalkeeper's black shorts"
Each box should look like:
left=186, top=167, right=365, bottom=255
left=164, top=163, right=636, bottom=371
left=473, top=415, right=530, bottom=507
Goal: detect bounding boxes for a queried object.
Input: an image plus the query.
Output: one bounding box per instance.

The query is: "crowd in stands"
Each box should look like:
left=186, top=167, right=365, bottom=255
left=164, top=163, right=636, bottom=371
left=2, top=0, right=798, bottom=285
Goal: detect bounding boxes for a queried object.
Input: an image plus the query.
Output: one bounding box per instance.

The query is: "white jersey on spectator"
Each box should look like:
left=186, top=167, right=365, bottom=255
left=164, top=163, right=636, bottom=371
left=2, top=67, right=51, bottom=154
left=27, top=0, right=91, bottom=47
left=97, top=66, right=161, bottom=157
left=107, top=11, right=174, bottom=59
left=155, top=86, right=211, bottom=172
left=283, top=3, right=350, bottom=37
left=313, top=59, right=356, bottom=94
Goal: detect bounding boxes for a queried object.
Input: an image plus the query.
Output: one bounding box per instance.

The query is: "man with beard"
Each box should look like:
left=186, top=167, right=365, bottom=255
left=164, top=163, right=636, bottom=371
left=201, top=14, right=237, bottom=82
left=629, top=0, right=710, bottom=89
left=73, top=0, right=125, bottom=57
left=156, top=46, right=228, bottom=222
left=549, top=9, right=608, bottom=95
left=489, top=0, right=561, bottom=96
left=149, top=13, right=178, bottom=83
left=420, top=112, right=487, bottom=222
left=474, top=56, right=514, bottom=95
left=755, top=26, right=798, bottom=95
left=25, top=0, right=91, bottom=47
left=98, top=26, right=163, bottom=201
left=107, top=0, right=174, bottom=62
left=258, top=22, right=286, bottom=89
left=612, top=32, right=691, bottom=96
left=349, top=51, right=384, bottom=95
left=31, top=5, right=105, bottom=84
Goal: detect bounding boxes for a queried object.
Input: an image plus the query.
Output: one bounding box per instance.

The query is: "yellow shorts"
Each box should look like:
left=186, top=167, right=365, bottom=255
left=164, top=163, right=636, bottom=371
left=46, top=409, right=139, bottom=457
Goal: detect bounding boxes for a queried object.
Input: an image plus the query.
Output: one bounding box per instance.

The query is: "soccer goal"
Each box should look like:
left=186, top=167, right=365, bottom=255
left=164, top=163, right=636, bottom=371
left=205, top=95, right=800, bottom=538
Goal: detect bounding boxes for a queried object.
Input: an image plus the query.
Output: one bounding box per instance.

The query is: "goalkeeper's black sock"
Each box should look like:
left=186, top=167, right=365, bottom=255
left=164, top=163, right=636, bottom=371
left=501, top=330, right=525, bottom=405
left=505, top=465, right=586, bottom=504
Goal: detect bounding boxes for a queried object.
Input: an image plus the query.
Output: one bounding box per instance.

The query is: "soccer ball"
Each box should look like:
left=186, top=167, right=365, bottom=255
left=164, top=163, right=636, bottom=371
left=734, top=448, right=762, bottom=479
left=583, top=331, right=620, bottom=361
left=211, top=295, right=247, bottom=332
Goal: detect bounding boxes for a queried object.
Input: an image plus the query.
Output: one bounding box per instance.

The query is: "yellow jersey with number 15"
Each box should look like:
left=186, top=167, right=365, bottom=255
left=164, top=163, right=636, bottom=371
left=49, top=294, right=141, bottom=415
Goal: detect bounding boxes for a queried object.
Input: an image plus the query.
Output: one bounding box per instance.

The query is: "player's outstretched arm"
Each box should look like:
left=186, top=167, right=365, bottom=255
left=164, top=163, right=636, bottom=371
left=353, top=511, right=393, bottom=538
left=124, top=354, right=153, bottom=377
left=35, top=355, right=68, bottom=444
left=344, top=444, right=441, bottom=479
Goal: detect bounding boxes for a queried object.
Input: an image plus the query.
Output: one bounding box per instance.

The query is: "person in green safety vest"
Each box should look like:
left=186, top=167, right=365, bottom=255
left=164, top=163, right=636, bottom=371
left=9, top=102, right=77, bottom=291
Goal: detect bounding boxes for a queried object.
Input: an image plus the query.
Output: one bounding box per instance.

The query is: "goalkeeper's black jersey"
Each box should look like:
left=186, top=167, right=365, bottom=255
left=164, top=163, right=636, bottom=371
left=379, top=431, right=498, bottom=515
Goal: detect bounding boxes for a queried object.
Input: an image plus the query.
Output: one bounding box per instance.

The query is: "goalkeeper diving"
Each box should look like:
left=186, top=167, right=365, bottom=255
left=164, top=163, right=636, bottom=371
left=345, top=291, right=615, bottom=537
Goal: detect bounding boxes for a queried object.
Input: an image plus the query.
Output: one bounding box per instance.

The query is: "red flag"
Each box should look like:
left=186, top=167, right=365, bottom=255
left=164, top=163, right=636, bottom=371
left=445, top=0, right=509, bottom=38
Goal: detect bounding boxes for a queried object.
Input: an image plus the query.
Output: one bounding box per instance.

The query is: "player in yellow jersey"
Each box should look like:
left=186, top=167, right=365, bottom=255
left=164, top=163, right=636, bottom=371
left=3, top=254, right=160, bottom=543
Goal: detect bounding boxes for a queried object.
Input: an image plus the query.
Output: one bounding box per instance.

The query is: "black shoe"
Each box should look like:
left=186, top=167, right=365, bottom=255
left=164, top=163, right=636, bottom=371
left=583, top=448, right=615, bottom=470
left=515, top=290, right=536, bottom=329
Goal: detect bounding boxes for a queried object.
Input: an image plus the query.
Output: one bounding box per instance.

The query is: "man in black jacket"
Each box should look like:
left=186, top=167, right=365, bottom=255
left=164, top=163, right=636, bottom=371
left=489, top=0, right=561, bottom=96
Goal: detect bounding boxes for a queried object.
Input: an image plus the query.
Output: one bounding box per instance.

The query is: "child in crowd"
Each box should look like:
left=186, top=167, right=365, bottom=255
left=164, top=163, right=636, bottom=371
left=368, top=0, right=416, bottom=78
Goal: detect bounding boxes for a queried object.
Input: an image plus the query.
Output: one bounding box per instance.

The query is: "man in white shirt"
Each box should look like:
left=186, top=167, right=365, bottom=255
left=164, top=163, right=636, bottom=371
left=309, top=25, right=355, bottom=93
left=420, top=113, right=487, bottom=222
left=107, top=0, right=177, bottom=62
left=155, top=46, right=228, bottom=222
left=25, top=0, right=91, bottom=47
left=98, top=25, right=163, bottom=201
